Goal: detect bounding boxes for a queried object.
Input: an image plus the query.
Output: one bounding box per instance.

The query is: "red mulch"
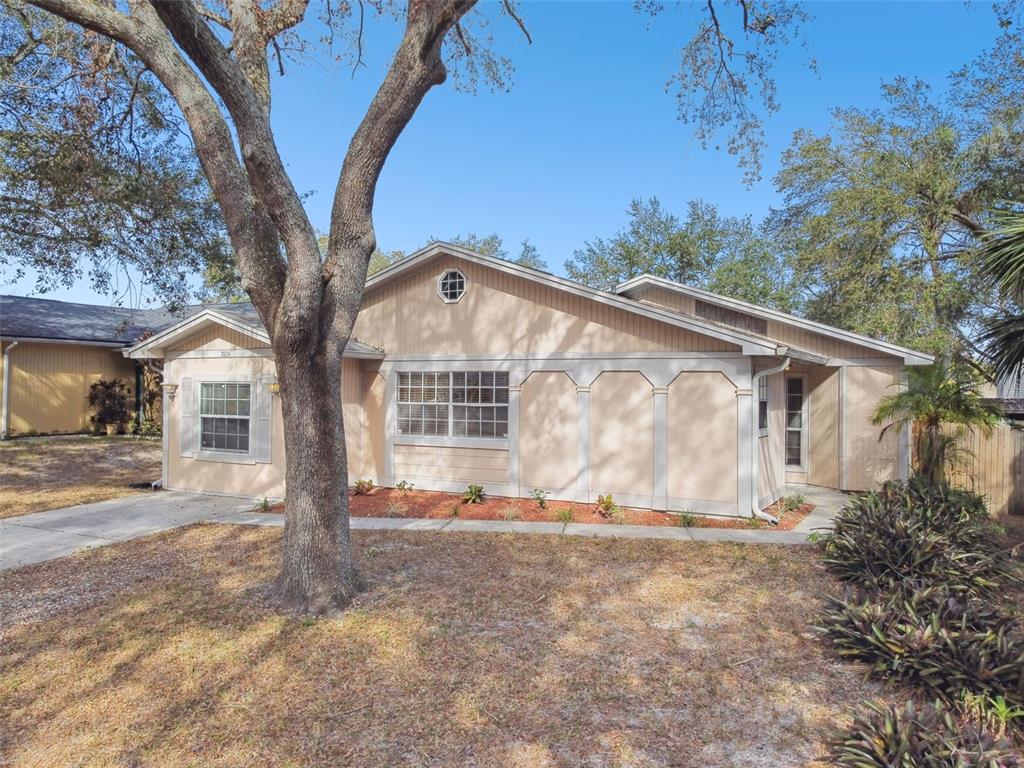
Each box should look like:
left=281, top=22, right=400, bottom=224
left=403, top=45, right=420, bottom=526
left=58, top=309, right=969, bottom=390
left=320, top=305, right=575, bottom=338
left=265, top=488, right=813, bottom=531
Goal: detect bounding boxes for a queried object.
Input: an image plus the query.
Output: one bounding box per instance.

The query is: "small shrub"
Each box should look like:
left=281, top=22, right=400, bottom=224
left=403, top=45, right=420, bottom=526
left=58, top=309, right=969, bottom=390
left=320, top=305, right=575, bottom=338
left=396, top=480, right=414, bottom=493
left=820, top=478, right=1017, bottom=598
left=384, top=501, right=407, bottom=518
left=138, top=418, right=162, bottom=438
left=531, top=488, right=549, bottom=509
left=816, top=587, right=1024, bottom=708
left=352, top=479, right=375, bottom=496
left=553, top=507, right=573, bottom=524
left=462, top=484, right=485, bottom=504
left=501, top=504, right=522, bottom=522
left=255, top=496, right=272, bottom=513
left=832, top=700, right=1021, bottom=767
left=88, top=379, right=132, bottom=428
left=675, top=510, right=698, bottom=528
left=610, top=507, right=626, bottom=525
left=780, top=493, right=807, bottom=514
left=596, top=494, right=617, bottom=517
left=449, top=502, right=460, bottom=518
left=959, top=692, right=1024, bottom=740
left=745, top=516, right=762, bottom=528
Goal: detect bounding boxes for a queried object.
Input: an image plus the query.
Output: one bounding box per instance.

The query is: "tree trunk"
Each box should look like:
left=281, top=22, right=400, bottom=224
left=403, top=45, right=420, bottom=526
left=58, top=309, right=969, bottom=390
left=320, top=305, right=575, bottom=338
left=270, top=345, right=358, bottom=614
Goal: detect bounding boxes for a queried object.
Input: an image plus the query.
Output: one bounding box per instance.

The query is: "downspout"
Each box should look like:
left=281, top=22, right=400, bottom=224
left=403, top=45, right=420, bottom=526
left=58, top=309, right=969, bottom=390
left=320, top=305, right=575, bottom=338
left=751, top=356, right=791, bottom=525
left=2, top=341, right=19, bottom=439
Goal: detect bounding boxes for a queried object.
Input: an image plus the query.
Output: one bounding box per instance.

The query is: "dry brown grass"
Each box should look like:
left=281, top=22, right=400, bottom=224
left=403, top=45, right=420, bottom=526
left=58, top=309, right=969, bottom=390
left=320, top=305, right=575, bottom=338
left=0, top=525, right=886, bottom=767
left=0, top=436, right=161, bottom=518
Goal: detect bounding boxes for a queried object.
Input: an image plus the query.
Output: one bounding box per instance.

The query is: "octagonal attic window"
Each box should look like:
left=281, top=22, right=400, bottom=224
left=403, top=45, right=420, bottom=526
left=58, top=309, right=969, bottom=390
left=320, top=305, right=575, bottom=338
left=438, top=269, right=466, bottom=303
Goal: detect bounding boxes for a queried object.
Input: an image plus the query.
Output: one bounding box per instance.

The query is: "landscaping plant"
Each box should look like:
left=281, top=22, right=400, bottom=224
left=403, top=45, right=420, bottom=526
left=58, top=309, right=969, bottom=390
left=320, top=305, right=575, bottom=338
left=531, top=488, right=549, bottom=509
left=817, top=587, right=1024, bottom=709
left=88, top=379, right=132, bottom=435
left=553, top=508, right=573, bottom=524
left=351, top=479, right=375, bottom=496
left=462, top=484, right=485, bottom=504
left=596, top=494, right=618, bottom=517
left=675, top=511, right=698, bottom=528
left=396, top=480, right=415, bottom=493
left=832, top=700, right=1021, bottom=767
left=820, top=479, right=1015, bottom=598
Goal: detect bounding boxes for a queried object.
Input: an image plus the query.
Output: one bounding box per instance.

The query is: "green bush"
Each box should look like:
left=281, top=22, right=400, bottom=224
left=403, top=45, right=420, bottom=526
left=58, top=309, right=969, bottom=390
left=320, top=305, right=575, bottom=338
left=817, top=587, right=1024, bottom=708
left=832, top=700, right=1021, bottom=767
left=351, top=479, right=374, bottom=495
left=462, top=484, right=485, bottom=504
left=821, top=478, right=1016, bottom=598
left=553, top=507, right=573, bottom=524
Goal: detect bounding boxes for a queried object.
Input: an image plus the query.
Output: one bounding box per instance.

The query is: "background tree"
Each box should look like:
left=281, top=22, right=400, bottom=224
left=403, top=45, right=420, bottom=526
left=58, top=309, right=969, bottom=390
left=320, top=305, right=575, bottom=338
left=872, top=361, right=1001, bottom=486
left=976, top=211, right=1024, bottom=380
left=770, top=62, right=1024, bottom=361
left=1, top=2, right=229, bottom=308
left=565, top=197, right=795, bottom=308
left=515, top=238, right=545, bottom=270
left=442, top=232, right=547, bottom=270
left=12, top=0, right=810, bottom=614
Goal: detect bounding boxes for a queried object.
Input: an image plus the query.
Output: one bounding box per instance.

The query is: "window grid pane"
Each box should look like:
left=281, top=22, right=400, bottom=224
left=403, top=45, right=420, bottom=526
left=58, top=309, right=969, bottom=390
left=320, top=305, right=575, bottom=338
left=199, top=383, right=251, bottom=453
left=785, top=377, right=803, bottom=467
left=396, top=371, right=508, bottom=439
left=758, top=378, right=769, bottom=431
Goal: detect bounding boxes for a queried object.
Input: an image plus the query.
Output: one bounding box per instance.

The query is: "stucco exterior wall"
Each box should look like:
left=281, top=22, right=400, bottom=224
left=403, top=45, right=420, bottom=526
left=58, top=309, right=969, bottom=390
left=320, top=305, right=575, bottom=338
left=1, top=340, right=137, bottom=435
left=356, top=256, right=739, bottom=356
left=667, top=371, right=738, bottom=503
left=519, top=371, right=578, bottom=492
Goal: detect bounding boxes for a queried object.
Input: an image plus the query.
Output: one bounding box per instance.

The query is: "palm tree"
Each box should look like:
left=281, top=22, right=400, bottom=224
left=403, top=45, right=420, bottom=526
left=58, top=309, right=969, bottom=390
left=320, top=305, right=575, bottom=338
left=977, top=211, right=1024, bottom=380
left=872, top=361, right=1001, bottom=486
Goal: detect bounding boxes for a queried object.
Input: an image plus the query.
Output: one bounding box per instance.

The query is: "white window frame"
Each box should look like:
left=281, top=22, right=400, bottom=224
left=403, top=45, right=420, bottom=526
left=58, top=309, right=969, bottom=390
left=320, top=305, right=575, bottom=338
left=194, top=377, right=258, bottom=464
left=784, top=374, right=808, bottom=471
left=437, top=269, right=467, bottom=304
left=394, top=369, right=509, bottom=448
left=757, top=376, right=769, bottom=437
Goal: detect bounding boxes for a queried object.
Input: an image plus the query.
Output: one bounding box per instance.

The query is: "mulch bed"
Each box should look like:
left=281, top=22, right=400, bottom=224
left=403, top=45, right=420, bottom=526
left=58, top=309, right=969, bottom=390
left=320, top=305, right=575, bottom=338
left=265, top=488, right=814, bottom=531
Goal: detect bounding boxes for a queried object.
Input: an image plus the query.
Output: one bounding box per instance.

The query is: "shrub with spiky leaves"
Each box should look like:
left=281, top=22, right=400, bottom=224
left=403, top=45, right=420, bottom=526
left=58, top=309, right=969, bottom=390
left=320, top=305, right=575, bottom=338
left=833, top=700, right=1021, bottom=767
left=821, top=479, right=1017, bottom=598
left=817, top=587, right=1024, bottom=709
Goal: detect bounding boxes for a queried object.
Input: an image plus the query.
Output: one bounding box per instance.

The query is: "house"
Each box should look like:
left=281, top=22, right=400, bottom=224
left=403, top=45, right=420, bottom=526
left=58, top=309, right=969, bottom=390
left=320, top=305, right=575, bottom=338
left=125, top=242, right=934, bottom=518
left=1, top=296, right=249, bottom=437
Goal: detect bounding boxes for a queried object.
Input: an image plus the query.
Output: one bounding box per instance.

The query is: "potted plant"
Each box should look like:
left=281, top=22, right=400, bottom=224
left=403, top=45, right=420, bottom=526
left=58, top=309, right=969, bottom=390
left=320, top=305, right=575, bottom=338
left=88, top=379, right=132, bottom=436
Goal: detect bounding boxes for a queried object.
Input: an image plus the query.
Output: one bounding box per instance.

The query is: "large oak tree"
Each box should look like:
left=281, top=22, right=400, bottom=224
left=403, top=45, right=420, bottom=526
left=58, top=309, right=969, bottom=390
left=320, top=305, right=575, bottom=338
left=10, top=0, right=808, bottom=614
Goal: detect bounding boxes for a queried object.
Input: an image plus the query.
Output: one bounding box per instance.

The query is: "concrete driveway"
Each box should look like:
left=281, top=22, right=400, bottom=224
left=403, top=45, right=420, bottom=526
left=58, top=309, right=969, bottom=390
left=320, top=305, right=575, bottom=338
left=1, top=492, right=252, bottom=570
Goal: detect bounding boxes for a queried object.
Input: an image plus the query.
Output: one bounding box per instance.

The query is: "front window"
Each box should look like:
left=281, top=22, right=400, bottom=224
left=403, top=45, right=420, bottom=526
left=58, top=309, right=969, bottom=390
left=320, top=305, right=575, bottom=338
left=200, top=382, right=251, bottom=453
left=397, top=371, right=508, bottom=439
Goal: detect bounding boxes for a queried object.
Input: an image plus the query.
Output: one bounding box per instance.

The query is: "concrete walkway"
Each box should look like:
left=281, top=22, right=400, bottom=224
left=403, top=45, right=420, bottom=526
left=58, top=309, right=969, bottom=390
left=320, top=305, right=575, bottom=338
left=1, top=485, right=848, bottom=571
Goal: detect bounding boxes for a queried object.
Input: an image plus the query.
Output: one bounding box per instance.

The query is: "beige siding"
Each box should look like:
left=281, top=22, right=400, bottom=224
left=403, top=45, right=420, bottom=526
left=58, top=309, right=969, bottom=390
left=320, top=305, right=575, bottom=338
left=630, top=284, right=901, bottom=361
left=342, top=358, right=364, bottom=480
left=589, top=372, right=654, bottom=497
left=520, top=371, right=578, bottom=491
left=356, top=257, right=739, bottom=356
left=172, top=327, right=267, bottom=352
left=165, top=354, right=286, bottom=498
left=808, top=366, right=840, bottom=488
left=361, top=369, right=386, bottom=483
left=757, top=370, right=786, bottom=505
left=846, top=364, right=902, bottom=491
left=667, top=371, right=738, bottom=503
left=393, top=444, right=510, bottom=485
left=0, top=341, right=137, bottom=435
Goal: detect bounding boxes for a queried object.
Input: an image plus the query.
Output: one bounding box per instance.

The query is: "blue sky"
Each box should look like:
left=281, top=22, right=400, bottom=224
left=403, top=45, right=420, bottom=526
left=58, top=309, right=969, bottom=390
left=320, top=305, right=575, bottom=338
left=2, top=1, right=1002, bottom=305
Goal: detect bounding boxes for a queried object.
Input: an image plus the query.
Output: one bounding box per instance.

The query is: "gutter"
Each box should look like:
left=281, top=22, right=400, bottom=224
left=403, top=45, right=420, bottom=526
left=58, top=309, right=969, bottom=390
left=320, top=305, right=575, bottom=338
left=2, top=341, right=19, bottom=438
left=750, top=356, right=791, bottom=525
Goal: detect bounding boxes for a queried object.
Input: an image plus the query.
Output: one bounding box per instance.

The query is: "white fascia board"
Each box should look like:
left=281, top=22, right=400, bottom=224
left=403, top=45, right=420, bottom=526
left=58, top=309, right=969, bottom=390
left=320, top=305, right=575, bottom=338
left=615, top=274, right=934, bottom=366
left=365, top=242, right=779, bottom=356
left=126, top=310, right=269, bottom=359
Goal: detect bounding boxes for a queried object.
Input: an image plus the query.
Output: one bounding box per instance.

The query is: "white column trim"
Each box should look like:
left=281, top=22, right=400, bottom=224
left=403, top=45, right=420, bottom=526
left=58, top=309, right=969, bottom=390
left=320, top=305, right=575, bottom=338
left=653, top=386, right=669, bottom=509
left=576, top=385, right=590, bottom=500
left=508, top=375, right=524, bottom=496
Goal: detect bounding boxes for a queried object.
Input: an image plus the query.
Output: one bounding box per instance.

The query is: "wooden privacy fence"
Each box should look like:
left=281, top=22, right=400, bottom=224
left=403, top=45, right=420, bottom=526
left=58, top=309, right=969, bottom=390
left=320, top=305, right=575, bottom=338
left=945, top=422, right=1024, bottom=518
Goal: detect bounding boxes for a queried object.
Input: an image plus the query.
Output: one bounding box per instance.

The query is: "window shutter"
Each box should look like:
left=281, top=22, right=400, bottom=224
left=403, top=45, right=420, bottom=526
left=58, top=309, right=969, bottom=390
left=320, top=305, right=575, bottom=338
left=179, top=377, right=194, bottom=457
left=254, top=376, right=274, bottom=464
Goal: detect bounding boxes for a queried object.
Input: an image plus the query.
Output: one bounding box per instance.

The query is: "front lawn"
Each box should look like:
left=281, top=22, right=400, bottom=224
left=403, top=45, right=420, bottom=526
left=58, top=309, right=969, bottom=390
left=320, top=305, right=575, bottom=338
left=0, top=436, right=162, bottom=518
left=0, top=524, right=883, bottom=767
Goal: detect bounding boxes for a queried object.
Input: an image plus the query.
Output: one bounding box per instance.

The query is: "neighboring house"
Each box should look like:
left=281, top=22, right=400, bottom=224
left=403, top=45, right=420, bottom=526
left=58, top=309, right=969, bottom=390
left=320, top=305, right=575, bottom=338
left=0, top=296, right=243, bottom=437
left=126, top=243, right=933, bottom=518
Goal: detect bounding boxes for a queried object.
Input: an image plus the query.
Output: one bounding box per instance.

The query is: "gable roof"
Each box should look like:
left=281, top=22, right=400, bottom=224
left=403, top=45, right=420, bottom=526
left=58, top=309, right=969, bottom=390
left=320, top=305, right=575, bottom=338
left=0, top=295, right=183, bottom=345
left=614, top=274, right=934, bottom=366
left=124, top=305, right=382, bottom=360
left=365, top=242, right=787, bottom=357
